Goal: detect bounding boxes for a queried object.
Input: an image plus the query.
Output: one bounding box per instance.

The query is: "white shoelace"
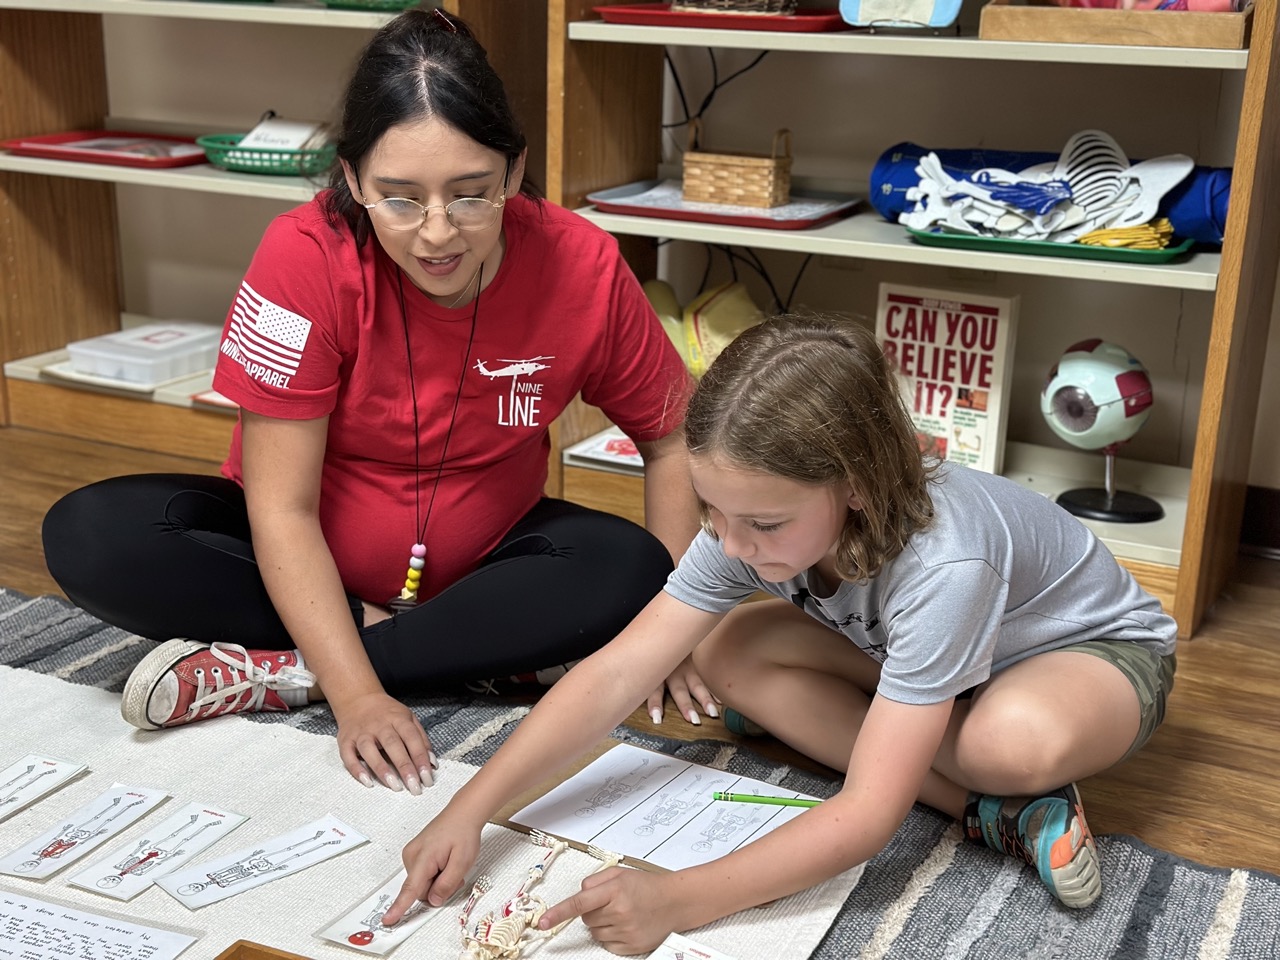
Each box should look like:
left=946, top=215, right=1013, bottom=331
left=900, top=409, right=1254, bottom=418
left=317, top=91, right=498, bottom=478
left=185, top=642, right=316, bottom=720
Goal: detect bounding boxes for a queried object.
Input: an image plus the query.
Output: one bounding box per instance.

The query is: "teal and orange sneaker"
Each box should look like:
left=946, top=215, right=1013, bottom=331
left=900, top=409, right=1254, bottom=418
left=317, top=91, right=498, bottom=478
left=722, top=707, right=767, bottom=737
left=964, top=782, right=1101, bottom=908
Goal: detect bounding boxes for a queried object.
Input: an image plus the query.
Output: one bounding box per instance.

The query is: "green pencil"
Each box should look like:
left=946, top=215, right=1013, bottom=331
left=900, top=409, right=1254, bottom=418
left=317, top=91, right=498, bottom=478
left=712, top=791, right=821, bottom=808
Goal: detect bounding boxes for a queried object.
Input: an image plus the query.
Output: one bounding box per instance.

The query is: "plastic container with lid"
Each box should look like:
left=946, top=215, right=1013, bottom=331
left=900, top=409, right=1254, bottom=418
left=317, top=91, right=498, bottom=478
left=66, top=322, right=222, bottom=387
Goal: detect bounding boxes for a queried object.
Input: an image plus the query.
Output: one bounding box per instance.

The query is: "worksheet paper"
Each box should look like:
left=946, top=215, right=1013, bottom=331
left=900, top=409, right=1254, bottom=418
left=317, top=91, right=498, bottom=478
left=508, top=744, right=820, bottom=871
left=0, top=887, right=197, bottom=960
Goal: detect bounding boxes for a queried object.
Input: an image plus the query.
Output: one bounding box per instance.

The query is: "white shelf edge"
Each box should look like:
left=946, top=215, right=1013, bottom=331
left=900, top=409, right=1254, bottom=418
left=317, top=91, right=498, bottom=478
left=567, top=20, right=1249, bottom=70
left=0, top=0, right=405, bottom=28
left=0, top=152, right=321, bottom=202
left=575, top=206, right=1220, bottom=292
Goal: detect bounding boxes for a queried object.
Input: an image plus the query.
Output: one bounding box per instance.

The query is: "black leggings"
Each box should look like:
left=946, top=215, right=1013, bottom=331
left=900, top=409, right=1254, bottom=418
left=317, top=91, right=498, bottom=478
left=42, top=474, right=673, bottom=693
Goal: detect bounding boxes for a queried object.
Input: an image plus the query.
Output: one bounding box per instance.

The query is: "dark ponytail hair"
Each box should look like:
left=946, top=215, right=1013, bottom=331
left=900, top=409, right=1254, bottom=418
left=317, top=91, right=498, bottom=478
left=322, top=8, right=538, bottom=245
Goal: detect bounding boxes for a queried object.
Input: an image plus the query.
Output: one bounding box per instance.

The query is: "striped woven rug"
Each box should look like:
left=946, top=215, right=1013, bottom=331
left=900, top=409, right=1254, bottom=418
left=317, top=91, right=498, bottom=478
left=3, top=586, right=1279, bottom=959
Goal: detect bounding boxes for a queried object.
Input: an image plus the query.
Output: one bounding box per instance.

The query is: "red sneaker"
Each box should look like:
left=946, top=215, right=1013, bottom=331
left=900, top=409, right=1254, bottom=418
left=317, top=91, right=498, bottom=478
left=121, top=639, right=315, bottom=731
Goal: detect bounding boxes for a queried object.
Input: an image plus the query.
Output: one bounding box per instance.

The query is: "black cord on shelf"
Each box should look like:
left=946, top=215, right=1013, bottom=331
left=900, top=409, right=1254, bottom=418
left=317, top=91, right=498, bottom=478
left=662, top=48, right=772, bottom=145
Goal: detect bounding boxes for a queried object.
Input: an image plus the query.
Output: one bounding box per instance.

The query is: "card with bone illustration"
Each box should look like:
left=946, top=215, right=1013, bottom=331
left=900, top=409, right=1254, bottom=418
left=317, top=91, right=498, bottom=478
left=317, top=868, right=435, bottom=955
left=0, top=754, right=87, bottom=825
left=68, top=800, right=249, bottom=900
left=157, top=814, right=366, bottom=909
left=0, top=782, right=169, bottom=879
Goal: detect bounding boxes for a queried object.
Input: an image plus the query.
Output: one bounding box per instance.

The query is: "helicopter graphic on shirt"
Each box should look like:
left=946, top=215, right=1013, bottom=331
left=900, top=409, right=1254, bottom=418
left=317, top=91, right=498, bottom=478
left=474, top=356, right=555, bottom=427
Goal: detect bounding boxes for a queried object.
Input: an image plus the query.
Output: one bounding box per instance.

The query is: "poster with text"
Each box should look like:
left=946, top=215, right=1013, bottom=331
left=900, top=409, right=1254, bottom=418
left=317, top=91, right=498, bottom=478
left=875, top=283, right=1018, bottom=474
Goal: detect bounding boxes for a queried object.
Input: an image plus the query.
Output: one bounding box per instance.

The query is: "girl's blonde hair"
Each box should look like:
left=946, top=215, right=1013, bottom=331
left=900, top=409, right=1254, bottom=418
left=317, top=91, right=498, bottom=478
left=684, top=315, right=938, bottom=583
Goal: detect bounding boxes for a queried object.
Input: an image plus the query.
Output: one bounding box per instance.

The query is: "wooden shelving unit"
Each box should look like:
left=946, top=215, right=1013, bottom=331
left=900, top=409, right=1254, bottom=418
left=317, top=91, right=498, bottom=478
left=546, top=1, right=1280, bottom=638
left=0, top=0, right=546, bottom=457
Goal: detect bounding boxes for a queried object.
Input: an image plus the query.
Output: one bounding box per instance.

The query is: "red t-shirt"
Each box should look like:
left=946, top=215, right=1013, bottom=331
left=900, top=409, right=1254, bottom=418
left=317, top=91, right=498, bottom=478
left=212, top=193, right=690, bottom=604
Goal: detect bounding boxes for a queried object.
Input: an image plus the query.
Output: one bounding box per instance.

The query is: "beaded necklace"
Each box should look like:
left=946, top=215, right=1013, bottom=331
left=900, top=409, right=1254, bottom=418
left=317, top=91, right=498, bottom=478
left=388, top=266, right=482, bottom=611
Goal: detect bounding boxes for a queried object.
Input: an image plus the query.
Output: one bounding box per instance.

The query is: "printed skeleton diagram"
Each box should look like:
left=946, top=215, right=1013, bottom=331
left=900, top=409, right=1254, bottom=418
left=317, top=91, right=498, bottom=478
left=0, top=765, right=56, bottom=808
left=344, top=893, right=427, bottom=947
left=176, top=829, right=340, bottom=894
left=95, top=814, right=222, bottom=888
left=574, top=756, right=656, bottom=818
left=16, top=795, right=146, bottom=871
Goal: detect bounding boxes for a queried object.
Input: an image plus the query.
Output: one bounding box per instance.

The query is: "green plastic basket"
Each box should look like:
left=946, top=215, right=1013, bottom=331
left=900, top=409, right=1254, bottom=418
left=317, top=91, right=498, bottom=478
left=322, top=0, right=420, bottom=10
left=196, top=134, right=336, bottom=177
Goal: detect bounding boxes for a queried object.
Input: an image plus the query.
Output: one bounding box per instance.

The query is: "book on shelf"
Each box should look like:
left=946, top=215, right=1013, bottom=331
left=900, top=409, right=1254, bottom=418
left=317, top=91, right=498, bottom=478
left=561, top=426, right=644, bottom=477
left=875, top=282, right=1019, bottom=475
left=190, top=388, right=239, bottom=413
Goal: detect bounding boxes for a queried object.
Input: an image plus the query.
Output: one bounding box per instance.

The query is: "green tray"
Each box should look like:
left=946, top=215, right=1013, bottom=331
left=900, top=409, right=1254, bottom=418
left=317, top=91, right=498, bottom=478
left=905, top=227, right=1196, bottom=264
left=196, top=134, right=336, bottom=177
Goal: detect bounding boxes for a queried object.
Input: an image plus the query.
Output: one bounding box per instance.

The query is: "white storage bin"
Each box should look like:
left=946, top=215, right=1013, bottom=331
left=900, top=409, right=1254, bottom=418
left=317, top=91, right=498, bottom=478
left=66, top=322, right=222, bottom=386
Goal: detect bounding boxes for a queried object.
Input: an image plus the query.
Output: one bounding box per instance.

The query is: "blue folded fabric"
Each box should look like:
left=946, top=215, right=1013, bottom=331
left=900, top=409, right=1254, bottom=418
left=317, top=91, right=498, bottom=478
left=870, top=141, right=1231, bottom=245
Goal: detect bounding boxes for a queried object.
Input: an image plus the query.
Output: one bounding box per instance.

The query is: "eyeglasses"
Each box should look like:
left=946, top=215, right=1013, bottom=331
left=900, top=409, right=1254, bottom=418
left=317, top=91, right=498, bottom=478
left=358, top=192, right=506, bottom=232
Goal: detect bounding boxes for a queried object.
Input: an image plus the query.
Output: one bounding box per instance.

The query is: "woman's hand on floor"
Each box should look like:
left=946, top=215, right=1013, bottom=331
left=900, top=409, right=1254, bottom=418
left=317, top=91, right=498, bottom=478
left=647, top=654, right=718, bottom=727
left=332, top=691, right=436, bottom=795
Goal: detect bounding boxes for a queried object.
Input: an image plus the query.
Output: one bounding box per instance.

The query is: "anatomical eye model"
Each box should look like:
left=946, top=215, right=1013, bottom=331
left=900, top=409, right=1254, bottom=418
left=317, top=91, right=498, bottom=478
left=1041, top=339, right=1163, bottom=523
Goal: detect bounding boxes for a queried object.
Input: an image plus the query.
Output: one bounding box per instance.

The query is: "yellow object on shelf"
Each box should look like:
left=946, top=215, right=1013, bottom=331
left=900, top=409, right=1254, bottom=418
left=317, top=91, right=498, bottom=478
left=1079, top=218, right=1176, bottom=250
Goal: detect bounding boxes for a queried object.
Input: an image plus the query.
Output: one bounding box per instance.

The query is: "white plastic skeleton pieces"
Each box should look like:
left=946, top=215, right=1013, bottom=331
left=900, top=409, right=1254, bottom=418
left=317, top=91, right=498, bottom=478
left=899, top=130, right=1193, bottom=244
left=458, top=830, right=623, bottom=960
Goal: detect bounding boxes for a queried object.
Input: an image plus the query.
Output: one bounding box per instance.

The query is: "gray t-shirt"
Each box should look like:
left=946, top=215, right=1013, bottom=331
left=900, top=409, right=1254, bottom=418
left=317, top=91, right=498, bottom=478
left=665, top=462, right=1177, bottom=706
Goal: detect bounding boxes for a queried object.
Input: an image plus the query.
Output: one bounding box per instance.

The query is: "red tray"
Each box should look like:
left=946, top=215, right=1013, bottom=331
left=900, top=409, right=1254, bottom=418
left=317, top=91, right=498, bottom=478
left=594, top=4, right=849, bottom=32
left=0, top=130, right=208, bottom=169
left=586, top=179, right=861, bottom=230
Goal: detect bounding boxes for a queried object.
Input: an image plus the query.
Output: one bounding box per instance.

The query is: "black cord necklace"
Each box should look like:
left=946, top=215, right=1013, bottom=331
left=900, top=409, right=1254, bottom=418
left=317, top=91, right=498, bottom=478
left=389, top=265, right=482, bottom=610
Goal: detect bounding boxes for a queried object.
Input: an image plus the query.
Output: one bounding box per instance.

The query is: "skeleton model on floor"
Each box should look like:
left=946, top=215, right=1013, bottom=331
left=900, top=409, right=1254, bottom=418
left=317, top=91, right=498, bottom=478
left=176, top=830, right=340, bottom=895
left=574, top=756, right=654, bottom=818
left=0, top=765, right=56, bottom=808
left=458, top=830, right=623, bottom=960
left=95, top=814, right=222, bottom=888
left=15, top=795, right=146, bottom=871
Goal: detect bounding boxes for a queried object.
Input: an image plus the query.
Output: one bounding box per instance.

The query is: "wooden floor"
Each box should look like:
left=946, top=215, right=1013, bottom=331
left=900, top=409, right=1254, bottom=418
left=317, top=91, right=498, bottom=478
left=3, top=424, right=1279, bottom=877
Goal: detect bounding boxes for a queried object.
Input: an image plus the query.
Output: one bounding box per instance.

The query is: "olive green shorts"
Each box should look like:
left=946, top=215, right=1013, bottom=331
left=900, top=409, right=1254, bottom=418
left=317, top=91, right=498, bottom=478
left=1056, top=638, right=1177, bottom=762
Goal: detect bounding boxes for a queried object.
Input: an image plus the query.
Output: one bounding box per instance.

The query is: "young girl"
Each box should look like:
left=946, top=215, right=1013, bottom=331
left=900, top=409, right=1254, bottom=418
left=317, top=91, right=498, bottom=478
left=41, top=9, right=709, bottom=799
left=383, top=315, right=1177, bottom=952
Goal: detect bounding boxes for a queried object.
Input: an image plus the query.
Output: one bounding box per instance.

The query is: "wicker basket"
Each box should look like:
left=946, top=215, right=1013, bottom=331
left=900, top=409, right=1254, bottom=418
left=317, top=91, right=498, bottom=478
left=682, top=122, right=792, bottom=208
left=670, top=0, right=799, bottom=13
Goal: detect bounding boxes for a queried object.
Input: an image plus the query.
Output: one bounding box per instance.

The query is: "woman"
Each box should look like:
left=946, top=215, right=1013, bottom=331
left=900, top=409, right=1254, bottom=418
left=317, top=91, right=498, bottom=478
left=42, top=9, right=709, bottom=798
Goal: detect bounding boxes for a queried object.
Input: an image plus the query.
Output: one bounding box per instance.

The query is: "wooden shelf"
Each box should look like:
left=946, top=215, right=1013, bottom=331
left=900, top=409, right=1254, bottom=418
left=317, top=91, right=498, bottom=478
left=0, top=0, right=400, bottom=28
left=3, top=346, right=232, bottom=462
left=567, top=19, right=1250, bottom=70
left=576, top=205, right=1222, bottom=291
left=547, top=1, right=1280, bottom=637
left=0, top=152, right=321, bottom=201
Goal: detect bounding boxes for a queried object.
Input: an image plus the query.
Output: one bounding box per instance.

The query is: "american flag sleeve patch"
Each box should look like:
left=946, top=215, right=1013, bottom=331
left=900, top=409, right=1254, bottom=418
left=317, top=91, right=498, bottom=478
left=222, top=281, right=313, bottom=387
